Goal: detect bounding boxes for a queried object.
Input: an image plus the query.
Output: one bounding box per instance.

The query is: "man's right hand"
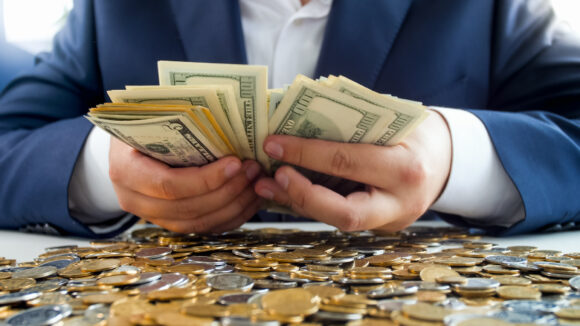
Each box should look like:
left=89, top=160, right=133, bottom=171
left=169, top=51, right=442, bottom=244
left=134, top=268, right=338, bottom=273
left=109, top=138, right=263, bottom=234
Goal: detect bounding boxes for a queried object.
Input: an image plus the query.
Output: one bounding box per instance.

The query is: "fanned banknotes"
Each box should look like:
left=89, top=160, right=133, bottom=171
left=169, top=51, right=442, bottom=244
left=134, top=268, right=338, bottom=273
left=87, top=61, right=429, bottom=210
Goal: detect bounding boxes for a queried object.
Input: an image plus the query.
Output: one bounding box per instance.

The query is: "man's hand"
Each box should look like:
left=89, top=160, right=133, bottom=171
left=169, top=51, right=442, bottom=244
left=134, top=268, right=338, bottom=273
left=254, top=110, right=452, bottom=232
left=109, top=138, right=263, bottom=234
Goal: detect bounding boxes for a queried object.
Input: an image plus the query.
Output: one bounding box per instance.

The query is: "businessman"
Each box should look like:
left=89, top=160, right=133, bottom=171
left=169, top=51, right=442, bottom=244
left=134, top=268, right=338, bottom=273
left=0, top=0, right=579, bottom=238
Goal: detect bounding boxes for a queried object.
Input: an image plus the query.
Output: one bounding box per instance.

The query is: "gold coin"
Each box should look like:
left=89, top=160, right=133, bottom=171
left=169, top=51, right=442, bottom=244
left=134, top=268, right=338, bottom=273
left=58, top=264, right=92, bottom=278
left=496, top=285, right=541, bottom=300
left=80, top=258, right=121, bottom=272
left=153, top=311, right=216, bottom=326
left=319, top=303, right=366, bottom=314
left=0, top=272, right=11, bottom=280
left=181, top=303, right=230, bottom=318
left=347, top=318, right=396, bottom=326
left=391, top=310, right=444, bottom=326
left=82, top=292, right=126, bottom=305
left=147, top=287, right=197, bottom=301
left=261, top=288, right=319, bottom=316
left=556, top=307, right=580, bottom=320
left=0, top=278, right=35, bottom=291
left=97, top=274, right=140, bottom=286
left=420, top=266, right=459, bottom=282
left=228, top=303, right=262, bottom=318
left=292, top=270, right=329, bottom=281
left=482, top=264, right=519, bottom=275
left=304, top=285, right=345, bottom=301
left=492, top=276, right=532, bottom=286
left=305, top=264, right=342, bottom=274
left=273, top=263, right=300, bottom=272
left=401, top=302, right=450, bottom=322
left=265, top=252, right=304, bottom=263
left=436, top=257, right=482, bottom=267
left=392, top=269, right=420, bottom=280
left=435, top=276, right=467, bottom=284
left=416, top=291, right=447, bottom=302
left=533, top=283, right=570, bottom=294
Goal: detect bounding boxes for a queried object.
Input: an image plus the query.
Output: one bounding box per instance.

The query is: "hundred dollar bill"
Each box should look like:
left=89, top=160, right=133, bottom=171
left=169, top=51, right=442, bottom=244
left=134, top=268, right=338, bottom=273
left=123, top=85, right=252, bottom=159
left=107, top=88, right=242, bottom=156
left=158, top=61, right=268, bottom=168
left=90, top=103, right=233, bottom=156
left=269, top=75, right=401, bottom=193
left=86, top=114, right=226, bottom=167
left=322, top=75, right=428, bottom=145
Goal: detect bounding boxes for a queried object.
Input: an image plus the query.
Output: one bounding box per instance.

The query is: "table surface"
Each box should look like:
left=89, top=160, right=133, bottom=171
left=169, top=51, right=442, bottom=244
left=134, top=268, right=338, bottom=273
left=1, top=221, right=579, bottom=263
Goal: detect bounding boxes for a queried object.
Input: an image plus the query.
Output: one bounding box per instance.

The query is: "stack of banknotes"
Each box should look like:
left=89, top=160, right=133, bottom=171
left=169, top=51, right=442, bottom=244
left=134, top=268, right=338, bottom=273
left=87, top=61, right=428, bottom=176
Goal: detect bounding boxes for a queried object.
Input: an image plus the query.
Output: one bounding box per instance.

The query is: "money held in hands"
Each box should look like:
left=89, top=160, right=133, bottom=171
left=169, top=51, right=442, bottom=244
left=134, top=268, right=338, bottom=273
left=86, top=61, right=428, bottom=205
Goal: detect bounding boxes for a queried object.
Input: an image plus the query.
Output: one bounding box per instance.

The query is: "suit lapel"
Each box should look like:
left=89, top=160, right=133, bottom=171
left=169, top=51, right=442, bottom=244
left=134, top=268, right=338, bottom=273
left=169, top=0, right=247, bottom=64
left=315, top=0, right=413, bottom=89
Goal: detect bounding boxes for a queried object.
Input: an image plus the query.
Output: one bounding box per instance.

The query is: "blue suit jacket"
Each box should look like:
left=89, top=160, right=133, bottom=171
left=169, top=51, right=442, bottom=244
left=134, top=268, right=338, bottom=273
left=0, top=0, right=579, bottom=238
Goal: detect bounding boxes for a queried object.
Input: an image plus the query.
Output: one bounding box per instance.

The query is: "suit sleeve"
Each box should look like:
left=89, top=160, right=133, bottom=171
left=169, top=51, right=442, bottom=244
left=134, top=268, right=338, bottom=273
left=440, top=0, right=580, bottom=235
left=0, top=0, right=136, bottom=237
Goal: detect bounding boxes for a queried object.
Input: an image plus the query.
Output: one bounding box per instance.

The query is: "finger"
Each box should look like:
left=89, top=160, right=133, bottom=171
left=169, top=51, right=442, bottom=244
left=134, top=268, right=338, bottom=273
left=115, top=163, right=257, bottom=221
left=211, top=197, right=264, bottom=234
left=110, top=138, right=261, bottom=200
left=145, top=186, right=259, bottom=234
left=263, top=135, right=414, bottom=187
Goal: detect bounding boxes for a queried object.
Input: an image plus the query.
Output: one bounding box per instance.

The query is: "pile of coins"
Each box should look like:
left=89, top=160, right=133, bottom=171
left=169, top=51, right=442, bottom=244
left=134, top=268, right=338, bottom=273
left=0, top=226, right=579, bottom=325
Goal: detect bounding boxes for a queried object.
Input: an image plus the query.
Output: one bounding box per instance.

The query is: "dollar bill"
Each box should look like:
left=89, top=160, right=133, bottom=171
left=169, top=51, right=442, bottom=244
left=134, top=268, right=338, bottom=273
left=86, top=114, right=226, bottom=167
left=158, top=61, right=268, bottom=168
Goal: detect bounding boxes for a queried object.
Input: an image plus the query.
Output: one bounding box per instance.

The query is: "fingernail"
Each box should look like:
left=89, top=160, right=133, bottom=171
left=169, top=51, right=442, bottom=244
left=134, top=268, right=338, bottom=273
left=245, top=162, right=260, bottom=180
left=264, top=141, right=283, bottom=159
left=256, top=187, right=274, bottom=200
left=224, top=161, right=241, bottom=178
left=275, top=172, right=289, bottom=190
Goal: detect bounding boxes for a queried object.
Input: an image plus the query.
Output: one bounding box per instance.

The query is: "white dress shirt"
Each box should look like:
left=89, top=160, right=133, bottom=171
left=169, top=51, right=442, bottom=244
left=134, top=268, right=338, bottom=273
left=69, top=0, right=524, bottom=232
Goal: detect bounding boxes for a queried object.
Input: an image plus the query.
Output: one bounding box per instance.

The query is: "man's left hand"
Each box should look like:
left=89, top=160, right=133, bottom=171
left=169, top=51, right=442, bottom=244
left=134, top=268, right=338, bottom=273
left=254, top=110, right=452, bottom=232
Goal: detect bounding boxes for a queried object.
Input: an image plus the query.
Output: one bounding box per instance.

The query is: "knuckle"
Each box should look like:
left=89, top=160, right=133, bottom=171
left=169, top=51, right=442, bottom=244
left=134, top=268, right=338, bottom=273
left=154, top=171, right=179, bottom=200
left=337, top=209, right=361, bottom=232
left=406, top=198, right=430, bottom=218
left=401, top=159, right=428, bottom=186
left=117, top=197, right=134, bottom=213
left=108, top=164, right=123, bottom=184
left=174, top=202, right=199, bottom=220
left=330, top=147, right=356, bottom=176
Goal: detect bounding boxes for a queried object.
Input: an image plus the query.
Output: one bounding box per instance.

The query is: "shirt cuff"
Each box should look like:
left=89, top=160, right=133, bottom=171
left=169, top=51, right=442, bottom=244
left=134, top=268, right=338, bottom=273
left=429, top=107, right=525, bottom=228
left=68, top=126, right=128, bottom=233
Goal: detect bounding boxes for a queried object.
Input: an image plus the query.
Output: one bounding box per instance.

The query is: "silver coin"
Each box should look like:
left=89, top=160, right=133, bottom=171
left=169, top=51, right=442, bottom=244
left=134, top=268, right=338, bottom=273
left=12, top=266, right=57, bottom=279
left=112, top=265, right=141, bottom=275
left=221, top=317, right=279, bottom=326
left=439, top=298, right=467, bottom=310
left=159, top=273, right=189, bottom=287
left=182, top=256, right=226, bottom=266
left=269, top=272, right=310, bottom=283
left=135, top=247, right=172, bottom=259
left=38, top=253, right=80, bottom=263
left=218, top=293, right=255, bottom=305
left=311, top=311, right=363, bottom=322
left=6, top=304, right=72, bottom=326
left=570, top=275, right=580, bottom=291
left=0, top=291, right=41, bottom=305
left=334, top=277, right=385, bottom=285
left=249, top=247, right=286, bottom=254
left=503, top=300, right=561, bottom=313
left=131, top=272, right=162, bottom=286
left=253, top=279, right=297, bottom=289
left=504, top=262, right=541, bottom=272
left=368, top=284, right=418, bottom=299
left=0, top=267, right=30, bottom=273
left=174, top=263, right=216, bottom=274
left=206, top=273, right=254, bottom=291
left=84, top=304, right=110, bottom=324
left=45, top=245, right=78, bottom=252
left=376, top=299, right=417, bottom=311
left=136, top=280, right=171, bottom=294
left=301, top=281, right=334, bottom=287
left=232, top=250, right=254, bottom=259
left=346, top=247, right=385, bottom=255
left=488, top=310, right=558, bottom=325
left=542, top=271, right=578, bottom=279
left=402, top=281, right=449, bottom=292
left=39, top=259, right=74, bottom=270
left=214, top=264, right=235, bottom=273
left=313, top=257, right=355, bottom=265
left=485, top=255, right=527, bottom=266
left=26, top=279, right=67, bottom=293
left=453, top=278, right=500, bottom=290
